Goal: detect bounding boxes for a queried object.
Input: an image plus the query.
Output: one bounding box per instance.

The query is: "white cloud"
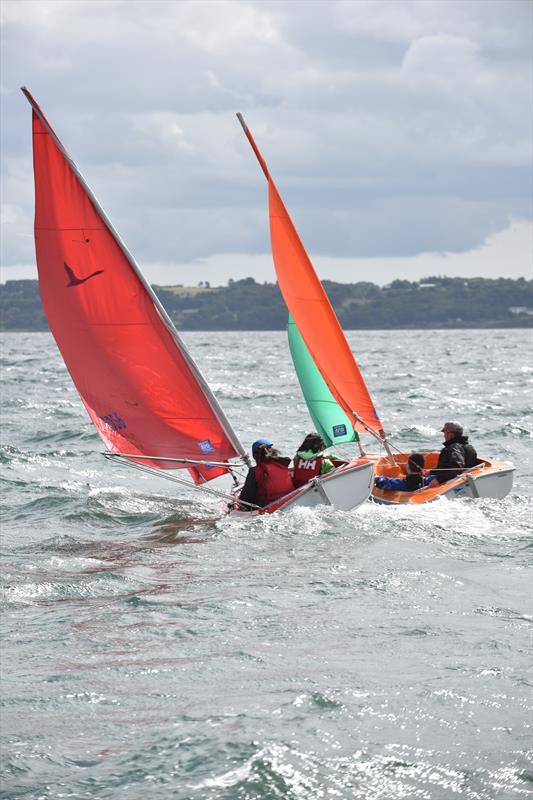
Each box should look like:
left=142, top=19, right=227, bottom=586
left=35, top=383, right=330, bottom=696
left=176, top=0, right=281, bottom=52
left=0, top=204, right=19, bottom=225
left=334, top=0, right=530, bottom=48
left=402, top=34, right=480, bottom=83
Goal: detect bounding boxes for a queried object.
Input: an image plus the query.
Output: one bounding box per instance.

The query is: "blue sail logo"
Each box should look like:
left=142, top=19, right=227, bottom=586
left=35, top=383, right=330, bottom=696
left=197, top=439, right=215, bottom=454
left=332, top=424, right=347, bottom=438
left=101, top=412, right=126, bottom=431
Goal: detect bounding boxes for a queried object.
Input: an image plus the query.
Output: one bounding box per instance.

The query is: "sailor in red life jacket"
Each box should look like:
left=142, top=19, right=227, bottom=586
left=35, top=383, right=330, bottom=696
left=238, top=438, right=295, bottom=509
left=292, top=432, right=337, bottom=489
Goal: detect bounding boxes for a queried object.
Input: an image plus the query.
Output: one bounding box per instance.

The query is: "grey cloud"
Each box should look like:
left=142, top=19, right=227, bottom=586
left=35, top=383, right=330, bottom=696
left=1, top=0, right=531, bottom=280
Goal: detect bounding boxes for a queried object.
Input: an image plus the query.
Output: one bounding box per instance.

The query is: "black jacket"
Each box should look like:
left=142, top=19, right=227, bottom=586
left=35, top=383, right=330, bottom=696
left=432, top=435, right=478, bottom=484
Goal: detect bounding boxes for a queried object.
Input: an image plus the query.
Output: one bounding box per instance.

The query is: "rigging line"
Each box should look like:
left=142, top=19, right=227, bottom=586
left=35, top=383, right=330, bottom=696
left=103, top=452, right=247, bottom=468
left=350, top=410, right=397, bottom=465
left=350, top=410, right=386, bottom=443
left=424, top=465, right=486, bottom=473
left=331, top=445, right=362, bottom=461
left=103, top=454, right=261, bottom=510
left=374, top=435, right=410, bottom=457
left=328, top=441, right=365, bottom=461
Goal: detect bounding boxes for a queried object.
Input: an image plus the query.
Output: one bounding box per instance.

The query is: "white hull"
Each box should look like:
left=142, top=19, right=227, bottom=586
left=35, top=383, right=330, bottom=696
left=229, top=459, right=374, bottom=516
left=439, top=465, right=515, bottom=500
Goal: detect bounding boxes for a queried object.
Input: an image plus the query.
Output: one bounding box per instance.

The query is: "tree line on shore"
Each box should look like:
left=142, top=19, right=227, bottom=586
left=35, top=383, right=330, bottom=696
left=1, top=276, right=532, bottom=331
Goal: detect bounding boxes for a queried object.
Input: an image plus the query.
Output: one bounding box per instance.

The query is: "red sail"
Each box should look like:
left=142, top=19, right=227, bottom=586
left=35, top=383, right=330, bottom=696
left=26, top=93, right=244, bottom=483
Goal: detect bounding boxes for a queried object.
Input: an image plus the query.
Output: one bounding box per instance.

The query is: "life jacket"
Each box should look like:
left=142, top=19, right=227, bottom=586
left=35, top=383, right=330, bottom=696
left=255, top=460, right=295, bottom=506
left=293, top=454, right=324, bottom=488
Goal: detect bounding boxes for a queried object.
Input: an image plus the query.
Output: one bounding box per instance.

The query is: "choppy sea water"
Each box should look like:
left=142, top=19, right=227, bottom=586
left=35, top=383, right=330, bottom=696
left=1, top=329, right=532, bottom=800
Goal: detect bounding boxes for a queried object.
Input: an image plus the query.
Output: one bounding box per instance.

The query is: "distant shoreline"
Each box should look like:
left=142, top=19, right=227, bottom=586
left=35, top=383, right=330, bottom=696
left=1, top=276, right=532, bottom=331
left=2, top=325, right=531, bottom=333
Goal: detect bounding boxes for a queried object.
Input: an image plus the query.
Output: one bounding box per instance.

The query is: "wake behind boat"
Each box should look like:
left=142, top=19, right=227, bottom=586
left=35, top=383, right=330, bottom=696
left=22, top=88, right=373, bottom=516
left=236, top=114, right=514, bottom=504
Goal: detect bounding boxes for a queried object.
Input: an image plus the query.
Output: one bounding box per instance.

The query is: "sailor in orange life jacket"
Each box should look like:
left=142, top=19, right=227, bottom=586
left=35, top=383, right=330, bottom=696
left=238, top=438, right=295, bottom=509
left=293, top=432, right=337, bottom=489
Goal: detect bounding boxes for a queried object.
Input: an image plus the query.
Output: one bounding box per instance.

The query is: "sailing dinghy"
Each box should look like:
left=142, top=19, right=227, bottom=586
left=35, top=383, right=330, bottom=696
left=22, top=88, right=373, bottom=516
left=236, top=114, right=514, bottom=504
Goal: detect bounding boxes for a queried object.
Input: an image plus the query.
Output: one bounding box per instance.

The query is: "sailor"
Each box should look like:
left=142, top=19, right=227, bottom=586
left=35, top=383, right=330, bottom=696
left=238, top=438, right=294, bottom=509
left=292, top=432, right=337, bottom=489
left=427, top=422, right=478, bottom=486
left=374, top=453, right=434, bottom=492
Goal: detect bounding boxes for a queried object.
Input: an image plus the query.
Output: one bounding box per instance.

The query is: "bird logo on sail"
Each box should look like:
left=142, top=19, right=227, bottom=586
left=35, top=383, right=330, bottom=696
left=64, top=261, right=104, bottom=287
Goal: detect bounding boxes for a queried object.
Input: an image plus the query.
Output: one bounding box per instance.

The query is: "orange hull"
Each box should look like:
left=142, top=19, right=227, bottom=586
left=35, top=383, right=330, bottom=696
left=370, top=452, right=514, bottom=504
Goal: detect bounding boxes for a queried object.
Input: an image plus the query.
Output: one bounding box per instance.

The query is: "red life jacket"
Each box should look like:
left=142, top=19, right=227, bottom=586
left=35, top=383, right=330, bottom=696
left=293, top=455, right=324, bottom=488
left=255, top=461, right=295, bottom=506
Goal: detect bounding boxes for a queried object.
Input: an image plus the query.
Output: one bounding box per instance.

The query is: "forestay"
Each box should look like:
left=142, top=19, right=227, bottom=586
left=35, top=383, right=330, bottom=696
left=23, top=88, right=246, bottom=484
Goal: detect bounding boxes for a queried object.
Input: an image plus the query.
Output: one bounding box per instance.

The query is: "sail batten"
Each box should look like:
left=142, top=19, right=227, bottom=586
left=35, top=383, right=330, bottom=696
left=24, top=87, right=245, bottom=483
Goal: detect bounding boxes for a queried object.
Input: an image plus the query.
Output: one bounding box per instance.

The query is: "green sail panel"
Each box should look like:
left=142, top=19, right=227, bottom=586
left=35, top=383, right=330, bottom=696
left=288, top=314, right=358, bottom=447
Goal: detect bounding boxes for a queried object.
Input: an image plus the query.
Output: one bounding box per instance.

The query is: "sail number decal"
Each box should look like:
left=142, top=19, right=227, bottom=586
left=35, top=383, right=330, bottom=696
left=332, top=424, right=347, bottom=438
left=101, top=412, right=126, bottom=431
left=197, top=439, right=215, bottom=454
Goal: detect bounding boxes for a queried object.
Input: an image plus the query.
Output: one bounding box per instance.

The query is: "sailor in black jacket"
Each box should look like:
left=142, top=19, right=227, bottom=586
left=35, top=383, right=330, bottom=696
left=430, top=422, right=478, bottom=485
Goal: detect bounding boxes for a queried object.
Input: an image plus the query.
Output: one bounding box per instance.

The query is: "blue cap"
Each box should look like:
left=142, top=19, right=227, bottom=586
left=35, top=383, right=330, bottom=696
left=252, top=438, right=273, bottom=452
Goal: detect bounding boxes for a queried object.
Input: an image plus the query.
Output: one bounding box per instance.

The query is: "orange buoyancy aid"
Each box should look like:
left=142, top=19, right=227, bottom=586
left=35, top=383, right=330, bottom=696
left=293, top=455, right=324, bottom=488
left=255, top=461, right=295, bottom=506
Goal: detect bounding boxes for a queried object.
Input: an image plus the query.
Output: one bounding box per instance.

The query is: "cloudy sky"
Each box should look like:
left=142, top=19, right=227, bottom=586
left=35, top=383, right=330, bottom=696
left=1, top=0, right=531, bottom=286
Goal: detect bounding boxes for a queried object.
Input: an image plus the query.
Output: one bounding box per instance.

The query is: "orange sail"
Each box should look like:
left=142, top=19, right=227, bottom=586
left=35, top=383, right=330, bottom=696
left=24, top=88, right=246, bottom=483
left=238, top=115, right=382, bottom=436
left=269, top=180, right=382, bottom=434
